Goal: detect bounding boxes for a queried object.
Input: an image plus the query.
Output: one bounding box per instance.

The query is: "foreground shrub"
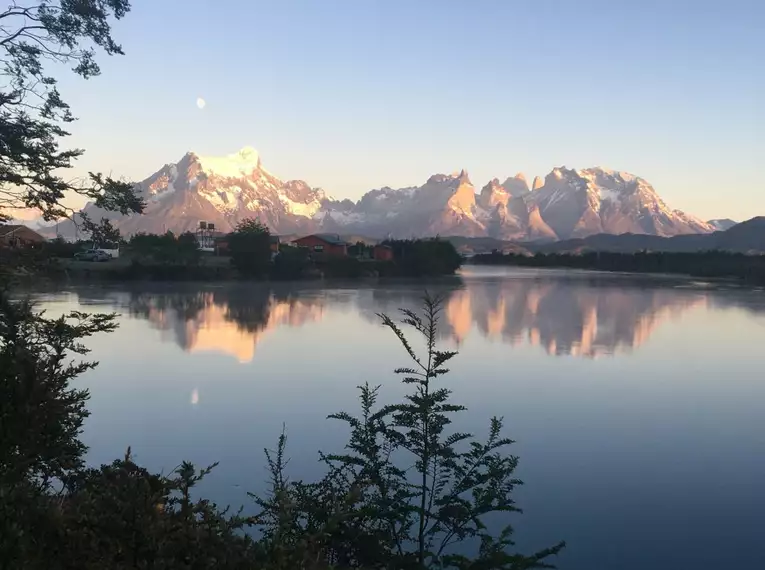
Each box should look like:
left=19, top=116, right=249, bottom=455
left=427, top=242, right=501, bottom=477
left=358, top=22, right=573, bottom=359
left=0, top=289, right=563, bottom=569
left=251, top=295, right=565, bottom=569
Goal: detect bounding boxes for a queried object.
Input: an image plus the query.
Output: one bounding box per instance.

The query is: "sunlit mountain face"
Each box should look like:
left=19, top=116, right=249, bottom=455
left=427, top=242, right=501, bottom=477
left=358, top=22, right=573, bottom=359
left=67, top=274, right=715, bottom=362
left=52, top=148, right=715, bottom=241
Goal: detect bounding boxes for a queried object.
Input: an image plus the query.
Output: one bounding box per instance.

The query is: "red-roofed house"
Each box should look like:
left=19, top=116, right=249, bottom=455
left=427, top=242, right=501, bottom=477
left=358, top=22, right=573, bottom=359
left=293, top=234, right=349, bottom=257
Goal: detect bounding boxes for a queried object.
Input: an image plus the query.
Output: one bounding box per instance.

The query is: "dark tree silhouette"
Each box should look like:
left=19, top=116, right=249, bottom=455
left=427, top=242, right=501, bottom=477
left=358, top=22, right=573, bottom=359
left=0, top=0, right=144, bottom=222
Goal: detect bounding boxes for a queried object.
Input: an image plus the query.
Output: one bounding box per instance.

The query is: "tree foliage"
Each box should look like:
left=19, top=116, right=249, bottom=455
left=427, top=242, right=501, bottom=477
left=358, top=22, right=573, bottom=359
left=251, top=294, right=564, bottom=569
left=0, top=294, right=116, bottom=485
left=1, top=289, right=562, bottom=568
left=473, top=250, right=765, bottom=283
left=227, top=218, right=272, bottom=278
left=271, top=244, right=310, bottom=280
left=0, top=0, right=144, bottom=222
left=82, top=215, right=121, bottom=247
left=0, top=289, right=118, bottom=563
left=382, top=238, right=463, bottom=276
left=129, top=230, right=201, bottom=265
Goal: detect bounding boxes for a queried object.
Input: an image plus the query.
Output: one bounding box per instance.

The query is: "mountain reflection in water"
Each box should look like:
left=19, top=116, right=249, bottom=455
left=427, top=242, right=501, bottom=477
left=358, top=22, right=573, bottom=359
left=63, top=271, right=739, bottom=362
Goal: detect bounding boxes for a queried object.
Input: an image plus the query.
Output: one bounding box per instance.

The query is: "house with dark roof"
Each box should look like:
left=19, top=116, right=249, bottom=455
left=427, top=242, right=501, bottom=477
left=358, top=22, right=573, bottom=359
left=0, top=225, right=45, bottom=248
left=292, top=233, right=349, bottom=257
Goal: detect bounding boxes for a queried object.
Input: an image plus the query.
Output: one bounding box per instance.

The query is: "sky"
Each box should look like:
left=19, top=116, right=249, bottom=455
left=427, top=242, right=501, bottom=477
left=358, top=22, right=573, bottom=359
left=54, top=0, right=764, bottom=221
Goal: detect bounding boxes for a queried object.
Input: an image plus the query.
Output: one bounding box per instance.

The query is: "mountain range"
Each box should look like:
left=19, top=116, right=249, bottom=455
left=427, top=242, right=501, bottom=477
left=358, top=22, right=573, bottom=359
left=60, top=147, right=724, bottom=241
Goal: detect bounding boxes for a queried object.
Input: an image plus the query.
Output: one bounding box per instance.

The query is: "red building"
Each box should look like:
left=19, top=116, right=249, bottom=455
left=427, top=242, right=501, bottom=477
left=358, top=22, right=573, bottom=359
left=373, top=244, right=394, bottom=261
left=293, top=234, right=348, bottom=257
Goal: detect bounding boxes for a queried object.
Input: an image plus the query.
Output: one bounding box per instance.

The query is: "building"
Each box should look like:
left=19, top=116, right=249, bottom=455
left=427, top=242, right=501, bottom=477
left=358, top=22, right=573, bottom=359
left=0, top=225, right=45, bottom=248
left=195, top=222, right=221, bottom=251
left=293, top=234, right=348, bottom=257
left=210, top=233, right=279, bottom=257
left=373, top=244, right=394, bottom=261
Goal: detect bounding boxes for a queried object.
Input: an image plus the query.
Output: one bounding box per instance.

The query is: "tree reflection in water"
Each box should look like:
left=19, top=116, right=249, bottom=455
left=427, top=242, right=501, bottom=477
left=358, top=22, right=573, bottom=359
left=66, top=273, right=735, bottom=362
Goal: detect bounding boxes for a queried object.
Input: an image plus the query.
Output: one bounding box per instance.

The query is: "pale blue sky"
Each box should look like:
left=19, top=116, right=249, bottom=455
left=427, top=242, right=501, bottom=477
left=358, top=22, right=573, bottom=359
left=58, top=0, right=763, bottom=220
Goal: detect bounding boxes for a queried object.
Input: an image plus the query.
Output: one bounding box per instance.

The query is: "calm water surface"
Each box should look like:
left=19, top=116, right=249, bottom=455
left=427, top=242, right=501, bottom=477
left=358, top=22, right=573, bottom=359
left=31, top=267, right=765, bottom=569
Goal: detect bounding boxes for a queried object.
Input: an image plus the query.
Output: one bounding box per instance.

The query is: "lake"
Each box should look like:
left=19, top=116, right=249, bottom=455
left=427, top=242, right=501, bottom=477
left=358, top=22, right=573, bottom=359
left=30, top=267, right=765, bottom=569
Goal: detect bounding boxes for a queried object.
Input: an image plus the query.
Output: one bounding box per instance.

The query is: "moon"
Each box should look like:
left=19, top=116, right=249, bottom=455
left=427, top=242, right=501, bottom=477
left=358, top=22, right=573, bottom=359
left=196, top=97, right=206, bottom=110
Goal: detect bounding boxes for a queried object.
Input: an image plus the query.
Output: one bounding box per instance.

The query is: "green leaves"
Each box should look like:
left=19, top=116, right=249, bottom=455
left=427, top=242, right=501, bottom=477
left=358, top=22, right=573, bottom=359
left=1, top=287, right=564, bottom=569
left=380, top=239, right=463, bottom=277
left=228, top=218, right=273, bottom=278
left=1, top=1, right=143, bottom=222
left=234, top=218, right=270, bottom=235
left=251, top=293, right=564, bottom=569
left=0, top=292, right=119, bottom=486
left=81, top=214, right=121, bottom=247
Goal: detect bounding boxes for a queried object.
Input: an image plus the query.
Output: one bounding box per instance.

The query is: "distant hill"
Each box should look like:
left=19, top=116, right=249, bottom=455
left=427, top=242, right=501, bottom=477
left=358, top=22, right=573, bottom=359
left=527, top=217, right=765, bottom=254
left=708, top=218, right=737, bottom=231
left=445, top=236, right=530, bottom=256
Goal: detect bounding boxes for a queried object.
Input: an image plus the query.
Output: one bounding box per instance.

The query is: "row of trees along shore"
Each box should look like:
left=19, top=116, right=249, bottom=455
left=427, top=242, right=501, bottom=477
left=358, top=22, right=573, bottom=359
left=25, top=220, right=464, bottom=281
left=472, top=251, right=765, bottom=283
left=1, top=4, right=563, bottom=569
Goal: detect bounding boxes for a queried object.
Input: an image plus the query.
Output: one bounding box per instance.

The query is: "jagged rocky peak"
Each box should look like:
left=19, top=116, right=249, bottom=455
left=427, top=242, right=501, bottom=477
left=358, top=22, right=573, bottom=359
left=479, top=178, right=509, bottom=209
left=424, top=169, right=472, bottom=191
left=549, top=165, right=574, bottom=180
left=577, top=167, right=643, bottom=193
left=481, top=178, right=504, bottom=192
left=543, top=166, right=589, bottom=192
left=447, top=170, right=476, bottom=209
left=427, top=173, right=459, bottom=184
left=501, top=172, right=530, bottom=197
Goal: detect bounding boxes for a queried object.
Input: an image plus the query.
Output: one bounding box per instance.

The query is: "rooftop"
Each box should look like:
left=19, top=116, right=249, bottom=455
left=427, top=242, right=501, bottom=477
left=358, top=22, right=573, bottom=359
left=296, top=233, right=348, bottom=246
left=0, top=224, right=44, bottom=239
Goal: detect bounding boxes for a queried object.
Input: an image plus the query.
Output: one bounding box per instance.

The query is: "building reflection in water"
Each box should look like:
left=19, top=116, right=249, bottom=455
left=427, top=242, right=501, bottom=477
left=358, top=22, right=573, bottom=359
left=77, top=276, right=714, bottom=362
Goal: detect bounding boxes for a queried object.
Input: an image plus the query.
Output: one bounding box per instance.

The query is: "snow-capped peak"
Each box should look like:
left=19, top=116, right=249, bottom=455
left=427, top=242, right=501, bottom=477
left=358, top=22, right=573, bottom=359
left=588, top=167, right=638, bottom=183
left=196, top=146, right=262, bottom=178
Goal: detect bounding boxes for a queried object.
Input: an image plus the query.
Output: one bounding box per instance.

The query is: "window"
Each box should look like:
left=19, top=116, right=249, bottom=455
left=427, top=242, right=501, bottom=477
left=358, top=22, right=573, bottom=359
left=313, top=244, right=324, bottom=252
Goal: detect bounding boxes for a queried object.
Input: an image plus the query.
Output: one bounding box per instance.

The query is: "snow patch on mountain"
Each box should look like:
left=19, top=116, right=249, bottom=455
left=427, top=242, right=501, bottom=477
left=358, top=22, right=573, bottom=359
left=197, top=147, right=261, bottom=178
left=280, top=194, right=322, bottom=218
